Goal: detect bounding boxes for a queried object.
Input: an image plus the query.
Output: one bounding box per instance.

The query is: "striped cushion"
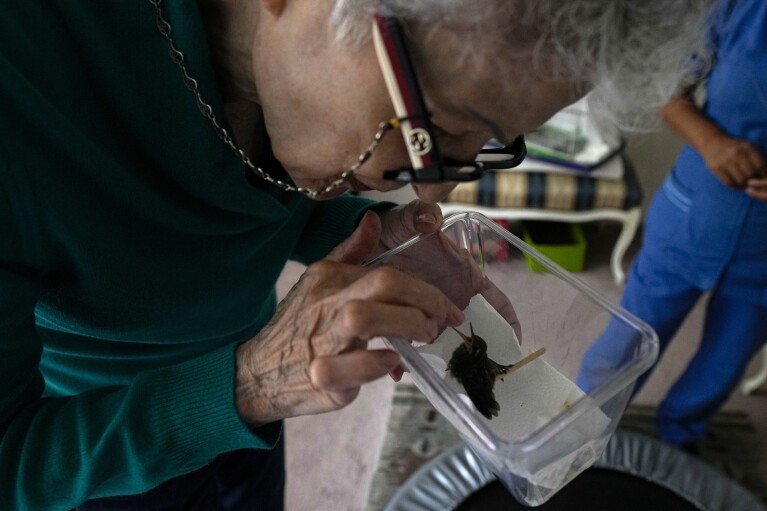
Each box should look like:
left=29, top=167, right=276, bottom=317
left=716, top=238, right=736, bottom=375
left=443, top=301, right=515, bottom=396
left=444, top=157, right=643, bottom=211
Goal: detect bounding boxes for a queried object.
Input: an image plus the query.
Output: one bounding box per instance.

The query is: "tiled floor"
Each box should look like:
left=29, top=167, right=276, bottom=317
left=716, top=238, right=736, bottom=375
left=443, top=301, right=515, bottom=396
left=279, top=222, right=767, bottom=511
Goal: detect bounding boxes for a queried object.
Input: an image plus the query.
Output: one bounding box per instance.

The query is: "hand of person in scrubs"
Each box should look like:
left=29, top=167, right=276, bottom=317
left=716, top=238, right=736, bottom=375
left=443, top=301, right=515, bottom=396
left=700, top=133, right=767, bottom=189
left=661, top=93, right=767, bottom=191
left=745, top=175, right=767, bottom=201
left=234, top=210, right=465, bottom=426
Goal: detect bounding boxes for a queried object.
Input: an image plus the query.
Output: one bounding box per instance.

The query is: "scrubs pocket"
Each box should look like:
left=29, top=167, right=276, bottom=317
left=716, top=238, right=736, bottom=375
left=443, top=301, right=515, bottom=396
left=643, top=173, right=690, bottom=247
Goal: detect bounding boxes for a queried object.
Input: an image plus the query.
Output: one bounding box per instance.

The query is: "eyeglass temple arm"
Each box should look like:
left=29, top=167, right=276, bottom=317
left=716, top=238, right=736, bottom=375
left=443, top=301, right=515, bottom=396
left=372, top=14, right=442, bottom=172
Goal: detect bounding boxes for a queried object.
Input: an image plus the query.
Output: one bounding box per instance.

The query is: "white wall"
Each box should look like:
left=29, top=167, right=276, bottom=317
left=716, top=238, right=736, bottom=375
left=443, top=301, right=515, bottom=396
left=625, top=128, right=685, bottom=214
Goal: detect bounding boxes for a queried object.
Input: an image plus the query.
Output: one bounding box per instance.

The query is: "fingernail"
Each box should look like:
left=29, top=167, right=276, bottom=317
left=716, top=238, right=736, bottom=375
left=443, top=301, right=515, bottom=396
left=416, top=213, right=437, bottom=225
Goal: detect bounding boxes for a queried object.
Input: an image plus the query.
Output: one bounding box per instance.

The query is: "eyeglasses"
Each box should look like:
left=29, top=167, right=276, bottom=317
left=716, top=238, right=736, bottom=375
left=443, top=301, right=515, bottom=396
left=372, top=14, right=527, bottom=183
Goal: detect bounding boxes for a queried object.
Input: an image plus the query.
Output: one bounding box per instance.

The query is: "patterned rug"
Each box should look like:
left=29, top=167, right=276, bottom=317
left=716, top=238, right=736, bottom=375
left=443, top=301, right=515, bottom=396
left=365, top=384, right=767, bottom=509
left=364, top=384, right=461, bottom=511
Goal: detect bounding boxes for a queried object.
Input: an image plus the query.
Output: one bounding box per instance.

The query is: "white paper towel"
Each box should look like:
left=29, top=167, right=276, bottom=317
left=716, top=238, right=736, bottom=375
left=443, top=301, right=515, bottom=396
left=417, top=294, right=608, bottom=444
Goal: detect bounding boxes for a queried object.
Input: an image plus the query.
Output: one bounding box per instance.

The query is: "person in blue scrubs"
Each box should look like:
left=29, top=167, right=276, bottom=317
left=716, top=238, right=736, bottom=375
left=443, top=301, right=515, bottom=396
left=579, top=0, right=767, bottom=451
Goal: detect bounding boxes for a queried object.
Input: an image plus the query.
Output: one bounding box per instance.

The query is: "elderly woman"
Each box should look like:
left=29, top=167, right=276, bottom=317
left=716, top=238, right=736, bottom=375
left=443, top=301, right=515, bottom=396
left=0, top=0, right=710, bottom=509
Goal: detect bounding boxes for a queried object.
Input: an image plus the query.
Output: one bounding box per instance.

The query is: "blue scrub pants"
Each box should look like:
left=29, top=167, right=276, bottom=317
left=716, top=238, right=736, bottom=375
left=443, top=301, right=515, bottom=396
left=579, top=248, right=767, bottom=447
left=72, top=439, right=285, bottom=511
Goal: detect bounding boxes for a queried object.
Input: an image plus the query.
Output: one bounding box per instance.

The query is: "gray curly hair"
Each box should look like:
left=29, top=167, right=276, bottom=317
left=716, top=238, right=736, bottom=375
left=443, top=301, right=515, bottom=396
left=330, top=0, right=715, bottom=132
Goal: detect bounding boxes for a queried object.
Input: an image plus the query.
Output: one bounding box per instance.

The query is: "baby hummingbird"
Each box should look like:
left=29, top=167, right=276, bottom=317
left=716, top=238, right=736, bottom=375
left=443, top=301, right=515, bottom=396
left=446, top=323, right=545, bottom=419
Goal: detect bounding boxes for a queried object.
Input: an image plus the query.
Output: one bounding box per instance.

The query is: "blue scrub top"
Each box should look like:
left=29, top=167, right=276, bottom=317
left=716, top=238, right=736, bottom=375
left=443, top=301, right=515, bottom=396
left=646, top=0, right=767, bottom=305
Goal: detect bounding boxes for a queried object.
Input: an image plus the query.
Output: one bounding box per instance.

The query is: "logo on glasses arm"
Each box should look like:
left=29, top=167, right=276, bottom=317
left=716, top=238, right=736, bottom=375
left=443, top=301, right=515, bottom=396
left=407, top=128, right=432, bottom=156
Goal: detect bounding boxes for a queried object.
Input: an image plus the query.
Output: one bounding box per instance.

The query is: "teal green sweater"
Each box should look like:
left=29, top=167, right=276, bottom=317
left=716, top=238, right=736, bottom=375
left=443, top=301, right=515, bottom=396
left=0, top=2, right=384, bottom=509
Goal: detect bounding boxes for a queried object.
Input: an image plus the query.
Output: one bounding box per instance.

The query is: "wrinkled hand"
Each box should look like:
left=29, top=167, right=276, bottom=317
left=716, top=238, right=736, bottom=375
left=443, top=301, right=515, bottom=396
left=376, top=199, right=445, bottom=253
left=374, top=227, right=520, bottom=334
left=373, top=201, right=521, bottom=381
left=234, top=211, right=465, bottom=426
left=702, top=134, right=766, bottom=188
left=375, top=201, right=518, bottom=328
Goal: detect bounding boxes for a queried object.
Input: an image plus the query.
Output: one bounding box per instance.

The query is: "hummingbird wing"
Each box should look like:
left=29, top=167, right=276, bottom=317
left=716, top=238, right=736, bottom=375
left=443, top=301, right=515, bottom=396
left=487, top=357, right=514, bottom=381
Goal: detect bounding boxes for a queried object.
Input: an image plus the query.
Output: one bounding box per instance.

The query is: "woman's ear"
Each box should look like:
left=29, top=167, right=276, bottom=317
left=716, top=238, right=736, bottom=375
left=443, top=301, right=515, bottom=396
left=261, top=0, right=286, bottom=16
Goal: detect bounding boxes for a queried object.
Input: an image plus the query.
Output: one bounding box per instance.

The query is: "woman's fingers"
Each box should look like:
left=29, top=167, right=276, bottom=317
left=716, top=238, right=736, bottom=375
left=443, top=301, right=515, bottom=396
left=342, top=266, right=464, bottom=324
left=746, top=177, right=767, bottom=201
left=378, top=200, right=444, bottom=250
left=301, top=262, right=464, bottom=327
left=235, top=212, right=476, bottom=425
left=480, top=276, right=522, bottom=341
left=313, top=302, right=446, bottom=359
left=730, top=142, right=765, bottom=185
left=310, top=349, right=401, bottom=393
left=708, top=138, right=766, bottom=188
left=747, top=146, right=766, bottom=174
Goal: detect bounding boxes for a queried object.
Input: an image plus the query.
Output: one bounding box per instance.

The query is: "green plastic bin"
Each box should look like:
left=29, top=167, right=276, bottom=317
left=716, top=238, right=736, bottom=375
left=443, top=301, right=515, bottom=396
left=522, top=221, right=587, bottom=273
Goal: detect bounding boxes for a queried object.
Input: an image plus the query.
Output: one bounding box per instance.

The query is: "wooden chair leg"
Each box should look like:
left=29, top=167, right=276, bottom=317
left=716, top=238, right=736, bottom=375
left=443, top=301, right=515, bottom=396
left=741, top=345, right=767, bottom=395
left=610, top=207, right=641, bottom=285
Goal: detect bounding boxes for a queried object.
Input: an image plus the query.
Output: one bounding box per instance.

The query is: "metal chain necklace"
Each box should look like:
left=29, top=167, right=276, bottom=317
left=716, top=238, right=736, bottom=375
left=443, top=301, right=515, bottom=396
left=149, top=0, right=393, bottom=199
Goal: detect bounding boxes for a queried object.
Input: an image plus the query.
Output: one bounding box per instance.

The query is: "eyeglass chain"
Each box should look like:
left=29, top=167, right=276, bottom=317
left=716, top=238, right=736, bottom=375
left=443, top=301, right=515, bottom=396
left=149, top=0, right=394, bottom=199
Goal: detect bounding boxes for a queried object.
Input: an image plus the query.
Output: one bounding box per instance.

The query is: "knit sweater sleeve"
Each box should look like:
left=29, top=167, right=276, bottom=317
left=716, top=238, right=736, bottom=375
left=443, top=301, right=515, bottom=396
left=0, top=286, right=282, bottom=511
left=0, top=180, right=279, bottom=510
left=291, top=195, right=397, bottom=265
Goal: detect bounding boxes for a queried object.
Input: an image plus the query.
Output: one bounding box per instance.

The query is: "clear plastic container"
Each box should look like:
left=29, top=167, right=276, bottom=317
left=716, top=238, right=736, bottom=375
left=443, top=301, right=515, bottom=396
left=365, top=212, right=658, bottom=506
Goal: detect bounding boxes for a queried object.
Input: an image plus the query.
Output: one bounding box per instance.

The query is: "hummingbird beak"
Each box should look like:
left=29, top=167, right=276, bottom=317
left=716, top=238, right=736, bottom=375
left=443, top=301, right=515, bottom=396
left=452, top=327, right=473, bottom=344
